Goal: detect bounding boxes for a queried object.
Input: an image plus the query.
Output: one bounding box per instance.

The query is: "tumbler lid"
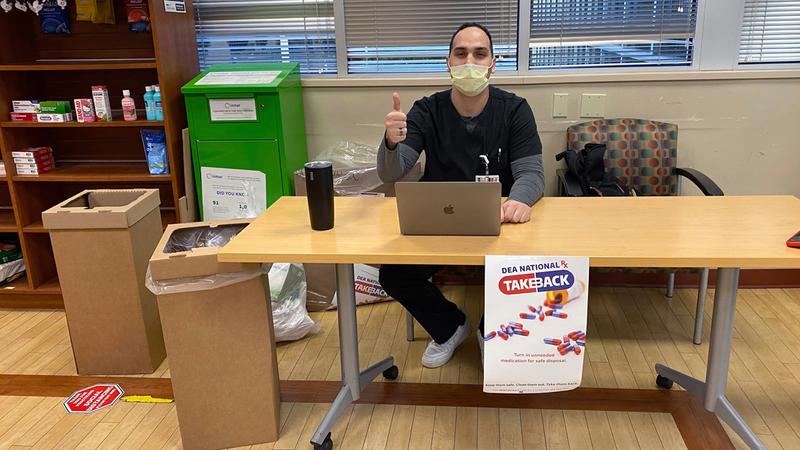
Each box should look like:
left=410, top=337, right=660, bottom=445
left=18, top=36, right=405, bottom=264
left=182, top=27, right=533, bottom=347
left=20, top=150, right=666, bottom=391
left=304, top=161, right=333, bottom=169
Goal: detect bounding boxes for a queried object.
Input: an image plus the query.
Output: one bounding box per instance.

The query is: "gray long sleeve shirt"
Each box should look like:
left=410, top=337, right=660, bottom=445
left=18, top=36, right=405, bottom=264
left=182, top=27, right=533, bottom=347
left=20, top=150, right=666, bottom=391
left=378, top=140, right=545, bottom=206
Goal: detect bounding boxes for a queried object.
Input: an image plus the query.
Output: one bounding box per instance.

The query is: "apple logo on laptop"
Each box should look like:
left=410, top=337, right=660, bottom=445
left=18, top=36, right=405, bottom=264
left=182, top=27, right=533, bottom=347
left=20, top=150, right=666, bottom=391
left=443, top=204, right=455, bottom=215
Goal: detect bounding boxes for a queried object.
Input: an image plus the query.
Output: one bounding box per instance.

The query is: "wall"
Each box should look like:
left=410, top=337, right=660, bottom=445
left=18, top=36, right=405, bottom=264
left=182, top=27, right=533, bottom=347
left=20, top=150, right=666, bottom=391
left=301, top=77, right=800, bottom=197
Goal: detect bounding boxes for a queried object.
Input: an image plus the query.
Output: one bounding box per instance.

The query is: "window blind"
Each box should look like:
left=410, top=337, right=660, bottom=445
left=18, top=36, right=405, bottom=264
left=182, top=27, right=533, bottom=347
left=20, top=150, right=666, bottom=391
left=529, top=0, right=697, bottom=69
left=194, top=0, right=337, bottom=74
left=344, top=0, right=518, bottom=74
left=739, top=0, right=800, bottom=64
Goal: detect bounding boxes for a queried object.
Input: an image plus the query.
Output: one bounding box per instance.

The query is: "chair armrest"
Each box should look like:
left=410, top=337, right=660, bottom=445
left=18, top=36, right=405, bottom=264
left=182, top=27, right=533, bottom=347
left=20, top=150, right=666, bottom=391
left=675, top=168, right=724, bottom=196
left=557, top=169, right=583, bottom=197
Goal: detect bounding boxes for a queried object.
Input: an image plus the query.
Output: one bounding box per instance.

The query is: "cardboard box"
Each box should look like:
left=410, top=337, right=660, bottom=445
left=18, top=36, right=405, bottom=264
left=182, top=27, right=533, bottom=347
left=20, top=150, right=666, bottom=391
left=39, top=100, right=72, bottom=114
left=12, top=147, right=51, bottom=158
left=306, top=263, right=390, bottom=311
left=9, top=112, right=37, bottom=122
left=42, top=189, right=165, bottom=374
left=36, top=113, right=73, bottom=123
left=295, top=163, right=422, bottom=310
left=14, top=154, right=54, bottom=164
left=16, top=166, right=55, bottom=175
left=73, top=99, right=95, bottom=123
left=12, top=100, right=40, bottom=113
left=92, top=85, right=113, bottom=122
left=15, top=162, right=55, bottom=170
left=149, top=220, right=280, bottom=449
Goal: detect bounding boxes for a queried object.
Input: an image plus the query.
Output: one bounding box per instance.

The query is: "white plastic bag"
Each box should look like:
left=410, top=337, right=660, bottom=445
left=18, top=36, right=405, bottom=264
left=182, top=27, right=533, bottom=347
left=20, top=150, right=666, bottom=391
left=268, top=263, right=320, bottom=341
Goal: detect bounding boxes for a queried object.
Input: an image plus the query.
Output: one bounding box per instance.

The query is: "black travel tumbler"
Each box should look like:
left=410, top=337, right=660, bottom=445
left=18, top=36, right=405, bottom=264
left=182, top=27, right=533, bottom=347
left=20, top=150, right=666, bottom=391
left=304, top=161, right=334, bottom=231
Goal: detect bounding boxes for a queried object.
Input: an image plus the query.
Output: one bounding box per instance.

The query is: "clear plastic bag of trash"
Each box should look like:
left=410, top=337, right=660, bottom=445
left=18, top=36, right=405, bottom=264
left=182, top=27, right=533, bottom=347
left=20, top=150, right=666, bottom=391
left=315, top=141, right=378, bottom=169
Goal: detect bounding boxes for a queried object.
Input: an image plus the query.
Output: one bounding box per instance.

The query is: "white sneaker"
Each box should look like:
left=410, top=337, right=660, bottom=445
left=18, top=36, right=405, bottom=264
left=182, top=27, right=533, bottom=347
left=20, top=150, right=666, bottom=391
left=421, top=316, right=471, bottom=368
left=477, top=329, right=484, bottom=367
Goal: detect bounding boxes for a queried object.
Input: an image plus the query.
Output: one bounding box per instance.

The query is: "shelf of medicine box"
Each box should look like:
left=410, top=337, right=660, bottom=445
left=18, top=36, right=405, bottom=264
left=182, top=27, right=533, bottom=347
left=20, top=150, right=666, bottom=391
left=0, top=60, right=157, bottom=72
left=1, top=120, right=164, bottom=128
left=11, top=162, right=173, bottom=183
left=23, top=208, right=177, bottom=234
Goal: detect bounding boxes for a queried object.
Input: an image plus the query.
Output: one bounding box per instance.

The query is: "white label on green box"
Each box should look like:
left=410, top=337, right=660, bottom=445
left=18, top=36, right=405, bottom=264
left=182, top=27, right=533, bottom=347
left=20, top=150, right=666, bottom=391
left=201, top=167, right=266, bottom=220
left=196, top=71, right=281, bottom=86
left=208, top=99, right=257, bottom=121
left=163, top=0, right=186, bottom=13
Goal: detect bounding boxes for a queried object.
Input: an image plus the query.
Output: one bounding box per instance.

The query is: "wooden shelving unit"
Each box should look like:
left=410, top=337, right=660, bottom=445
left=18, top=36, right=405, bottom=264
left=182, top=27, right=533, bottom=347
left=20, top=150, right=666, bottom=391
left=1, top=120, right=164, bottom=128
left=0, top=60, right=158, bottom=71
left=0, top=0, right=199, bottom=308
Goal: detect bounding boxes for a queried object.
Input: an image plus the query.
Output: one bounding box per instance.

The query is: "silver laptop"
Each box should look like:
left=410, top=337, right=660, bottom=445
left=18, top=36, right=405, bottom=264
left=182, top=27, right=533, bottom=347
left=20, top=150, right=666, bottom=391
left=395, top=182, right=501, bottom=236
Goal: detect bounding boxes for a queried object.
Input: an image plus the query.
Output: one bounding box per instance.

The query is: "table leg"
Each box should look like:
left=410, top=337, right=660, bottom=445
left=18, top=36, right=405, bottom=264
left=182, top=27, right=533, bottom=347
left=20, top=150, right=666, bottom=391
left=310, top=263, right=396, bottom=449
left=655, top=268, right=765, bottom=449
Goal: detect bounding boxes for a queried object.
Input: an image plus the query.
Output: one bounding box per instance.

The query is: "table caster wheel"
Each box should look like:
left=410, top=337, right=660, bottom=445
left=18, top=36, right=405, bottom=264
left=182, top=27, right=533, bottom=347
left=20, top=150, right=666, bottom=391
left=656, top=375, right=674, bottom=390
left=312, top=432, right=332, bottom=450
left=383, top=365, right=399, bottom=380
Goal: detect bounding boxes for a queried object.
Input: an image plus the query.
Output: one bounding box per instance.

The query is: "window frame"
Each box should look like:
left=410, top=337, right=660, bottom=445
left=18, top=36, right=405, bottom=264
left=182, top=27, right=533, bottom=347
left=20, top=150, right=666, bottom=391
left=193, top=0, right=800, bottom=82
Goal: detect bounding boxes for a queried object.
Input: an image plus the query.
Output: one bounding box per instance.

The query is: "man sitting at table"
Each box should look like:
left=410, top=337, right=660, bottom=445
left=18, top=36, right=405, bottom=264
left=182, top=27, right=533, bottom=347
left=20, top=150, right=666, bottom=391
left=376, top=23, right=545, bottom=368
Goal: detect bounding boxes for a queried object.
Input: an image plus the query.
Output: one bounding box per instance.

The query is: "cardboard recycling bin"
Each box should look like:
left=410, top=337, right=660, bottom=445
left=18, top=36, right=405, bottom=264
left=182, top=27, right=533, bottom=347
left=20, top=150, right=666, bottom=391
left=42, top=189, right=166, bottom=375
left=147, top=219, right=280, bottom=450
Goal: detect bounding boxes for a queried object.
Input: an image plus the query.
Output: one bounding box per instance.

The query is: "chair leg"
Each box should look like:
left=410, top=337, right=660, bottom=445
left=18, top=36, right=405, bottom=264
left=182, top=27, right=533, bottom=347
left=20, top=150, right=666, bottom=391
left=666, top=272, right=676, bottom=298
left=406, top=310, right=415, bottom=342
left=693, top=268, right=709, bottom=345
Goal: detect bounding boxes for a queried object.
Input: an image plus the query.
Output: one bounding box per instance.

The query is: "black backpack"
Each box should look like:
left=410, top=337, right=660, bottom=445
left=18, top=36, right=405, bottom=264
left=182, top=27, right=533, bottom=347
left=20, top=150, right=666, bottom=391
left=555, top=143, right=637, bottom=197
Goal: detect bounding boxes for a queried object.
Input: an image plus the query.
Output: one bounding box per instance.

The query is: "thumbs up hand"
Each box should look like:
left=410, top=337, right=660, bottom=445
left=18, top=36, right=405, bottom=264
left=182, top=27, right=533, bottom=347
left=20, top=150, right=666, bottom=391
left=384, top=92, right=407, bottom=149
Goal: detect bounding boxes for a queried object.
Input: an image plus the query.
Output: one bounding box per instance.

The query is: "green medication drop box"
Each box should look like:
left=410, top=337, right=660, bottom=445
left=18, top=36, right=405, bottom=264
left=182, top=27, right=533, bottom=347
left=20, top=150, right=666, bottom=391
left=182, top=63, right=308, bottom=220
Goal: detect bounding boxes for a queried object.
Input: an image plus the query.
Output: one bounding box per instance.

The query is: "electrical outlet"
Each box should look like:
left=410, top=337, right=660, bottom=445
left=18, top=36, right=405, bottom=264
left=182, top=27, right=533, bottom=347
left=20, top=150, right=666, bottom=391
left=580, top=94, right=606, bottom=118
left=552, top=93, right=568, bottom=118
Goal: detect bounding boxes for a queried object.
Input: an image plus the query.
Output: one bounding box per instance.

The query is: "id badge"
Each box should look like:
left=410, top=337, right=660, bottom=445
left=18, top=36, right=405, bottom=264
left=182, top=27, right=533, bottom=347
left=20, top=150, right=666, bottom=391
left=475, top=175, right=500, bottom=183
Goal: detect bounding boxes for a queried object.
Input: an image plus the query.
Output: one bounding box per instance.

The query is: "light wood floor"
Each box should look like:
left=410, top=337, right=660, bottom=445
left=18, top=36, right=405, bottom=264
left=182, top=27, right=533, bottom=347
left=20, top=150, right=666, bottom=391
left=1, top=286, right=799, bottom=449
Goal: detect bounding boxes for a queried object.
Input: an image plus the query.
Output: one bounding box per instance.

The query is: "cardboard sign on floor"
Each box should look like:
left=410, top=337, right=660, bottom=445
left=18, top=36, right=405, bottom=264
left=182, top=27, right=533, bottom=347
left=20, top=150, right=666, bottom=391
left=484, top=255, right=590, bottom=394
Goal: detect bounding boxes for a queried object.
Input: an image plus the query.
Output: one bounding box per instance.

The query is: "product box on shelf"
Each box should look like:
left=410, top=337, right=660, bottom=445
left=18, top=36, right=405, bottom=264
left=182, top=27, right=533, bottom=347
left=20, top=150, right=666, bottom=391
left=39, top=101, right=72, bottom=114
left=12, top=147, right=52, bottom=158
left=73, top=99, right=96, bottom=123
left=92, top=86, right=113, bottom=122
left=16, top=166, right=55, bottom=176
left=16, top=161, right=55, bottom=170
left=11, top=100, right=41, bottom=113
left=14, top=153, right=54, bottom=164
left=36, top=113, right=73, bottom=123
left=9, top=113, right=37, bottom=122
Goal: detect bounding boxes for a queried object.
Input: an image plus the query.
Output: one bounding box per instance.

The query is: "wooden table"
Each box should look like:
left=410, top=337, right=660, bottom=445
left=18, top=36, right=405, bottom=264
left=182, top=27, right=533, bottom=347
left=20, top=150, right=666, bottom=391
left=220, top=195, right=800, bottom=450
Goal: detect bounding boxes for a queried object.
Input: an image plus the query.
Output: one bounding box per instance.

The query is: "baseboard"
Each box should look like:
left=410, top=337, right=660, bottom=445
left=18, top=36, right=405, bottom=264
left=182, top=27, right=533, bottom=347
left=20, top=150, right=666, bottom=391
left=0, top=293, right=64, bottom=309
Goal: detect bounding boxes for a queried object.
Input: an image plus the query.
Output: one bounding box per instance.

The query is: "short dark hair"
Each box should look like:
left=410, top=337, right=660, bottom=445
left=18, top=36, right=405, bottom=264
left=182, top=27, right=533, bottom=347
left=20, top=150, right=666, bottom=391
left=449, top=22, right=494, bottom=56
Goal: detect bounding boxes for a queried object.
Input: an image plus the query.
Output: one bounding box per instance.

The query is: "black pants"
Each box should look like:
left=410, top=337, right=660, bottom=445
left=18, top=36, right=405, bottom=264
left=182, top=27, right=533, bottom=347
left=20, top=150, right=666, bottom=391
left=379, top=264, right=483, bottom=344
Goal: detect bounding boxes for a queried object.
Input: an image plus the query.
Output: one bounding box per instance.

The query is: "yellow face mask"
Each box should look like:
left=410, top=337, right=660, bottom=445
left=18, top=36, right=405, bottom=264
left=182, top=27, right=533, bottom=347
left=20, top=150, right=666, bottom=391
left=449, top=63, right=491, bottom=96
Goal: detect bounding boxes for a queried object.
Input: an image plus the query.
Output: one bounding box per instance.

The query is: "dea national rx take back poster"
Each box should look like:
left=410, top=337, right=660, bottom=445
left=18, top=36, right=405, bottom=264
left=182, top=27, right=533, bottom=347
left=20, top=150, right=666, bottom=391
left=484, top=256, right=590, bottom=394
